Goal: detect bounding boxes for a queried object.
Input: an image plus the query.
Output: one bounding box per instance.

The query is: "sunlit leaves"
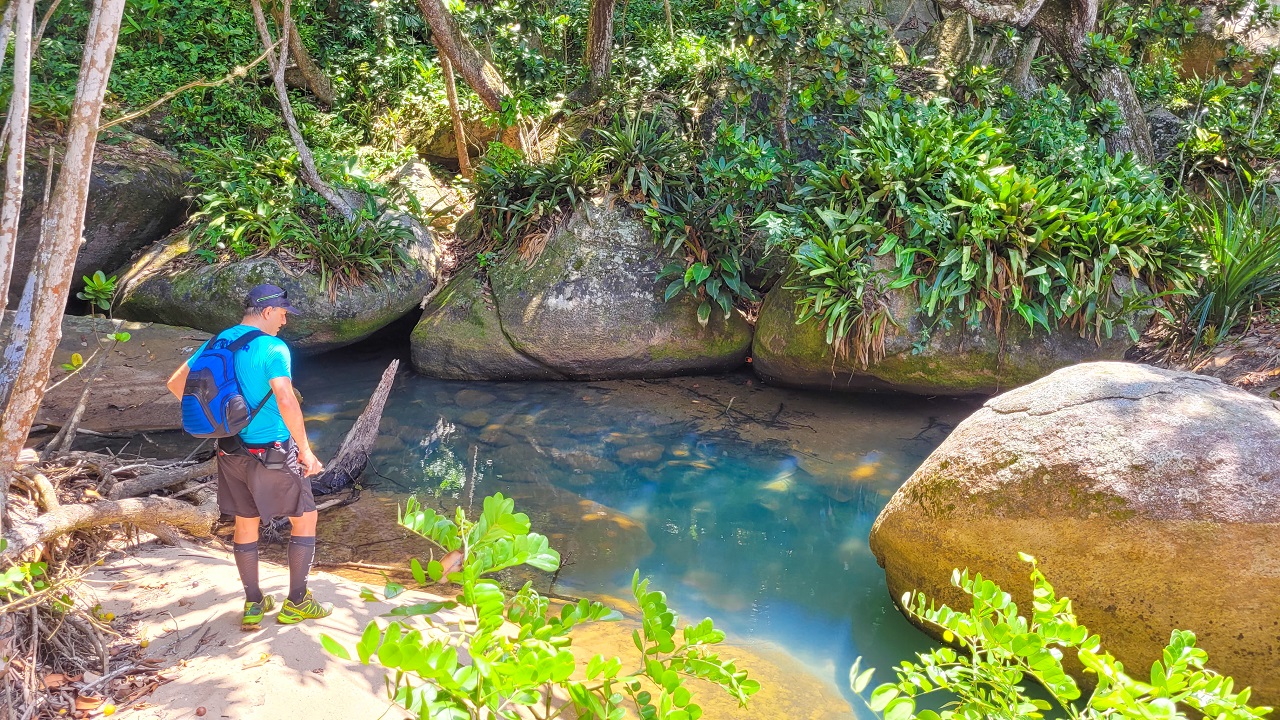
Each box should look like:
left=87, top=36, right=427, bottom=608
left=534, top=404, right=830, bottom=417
left=326, top=494, right=757, bottom=720
left=851, top=556, right=1270, bottom=720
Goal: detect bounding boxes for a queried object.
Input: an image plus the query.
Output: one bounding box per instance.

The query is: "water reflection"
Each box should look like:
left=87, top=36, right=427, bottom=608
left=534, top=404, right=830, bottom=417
left=297, top=349, right=981, bottom=717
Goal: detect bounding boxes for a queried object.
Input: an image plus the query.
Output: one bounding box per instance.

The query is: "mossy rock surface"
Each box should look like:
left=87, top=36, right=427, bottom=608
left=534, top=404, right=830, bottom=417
left=410, top=266, right=563, bottom=380
left=410, top=197, right=752, bottom=380
left=15, top=132, right=189, bottom=307
left=752, top=269, right=1145, bottom=395
left=114, top=215, right=440, bottom=355
left=868, top=362, right=1280, bottom=702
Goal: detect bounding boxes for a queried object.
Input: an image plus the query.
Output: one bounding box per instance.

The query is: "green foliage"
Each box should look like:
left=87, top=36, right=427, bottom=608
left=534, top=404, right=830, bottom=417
left=0, top=540, right=49, bottom=601
left=473, top=142, right=601, bottom=246
left=851, top=555, right=1271, bottom=720
left=1177, top=181, right=1280, bottom=350
left=322, top=494, right=759, bottom=720
left=786, top=99, right=1201, bottom=362
left=184, top=139, right=414, bottom=289
left=76, top=271, right=118, bottom=313
left=594, top=112, right=691, bottom=204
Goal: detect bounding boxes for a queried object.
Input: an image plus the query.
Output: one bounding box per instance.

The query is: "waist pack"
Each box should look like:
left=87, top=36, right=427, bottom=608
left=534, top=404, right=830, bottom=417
left=181, top=329, right=269, bottom=438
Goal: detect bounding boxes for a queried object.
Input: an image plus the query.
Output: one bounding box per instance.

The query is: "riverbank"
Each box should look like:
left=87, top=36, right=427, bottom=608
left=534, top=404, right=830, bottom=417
left=89, top=539, right=856, bottom=720
left=86, top=542, right=417, bottom=720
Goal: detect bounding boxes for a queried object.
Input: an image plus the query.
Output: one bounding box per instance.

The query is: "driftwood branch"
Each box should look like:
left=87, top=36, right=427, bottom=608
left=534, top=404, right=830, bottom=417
left=108, top=458, right=216, bottom=500
left=1, top=496, right=216, bottom=562
left=312, top=360, right=398, bottom=494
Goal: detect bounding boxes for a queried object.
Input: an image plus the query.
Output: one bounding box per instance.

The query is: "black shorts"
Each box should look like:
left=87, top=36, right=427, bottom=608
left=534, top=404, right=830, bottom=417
left=215, top=437, right=317, bottom=520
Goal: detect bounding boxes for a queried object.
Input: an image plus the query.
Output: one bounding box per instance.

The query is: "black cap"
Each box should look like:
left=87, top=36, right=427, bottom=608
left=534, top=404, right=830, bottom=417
left=245, top=284, right=299, bottom=313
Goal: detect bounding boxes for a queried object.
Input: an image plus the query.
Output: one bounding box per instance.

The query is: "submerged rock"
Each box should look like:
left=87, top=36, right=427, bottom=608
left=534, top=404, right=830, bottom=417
left=114, top=213, right=441, bottom=355
left=14, top=133, right=189, bottom=307
left=411, top=197, right=753, bottom=380
left=869, top=362, right=1280, bottom=701
left=753, top=274, right=1146, bottom=395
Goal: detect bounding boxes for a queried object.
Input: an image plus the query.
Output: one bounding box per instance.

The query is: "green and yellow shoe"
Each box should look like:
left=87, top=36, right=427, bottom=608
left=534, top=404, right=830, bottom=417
left=241, top=595, right=276, bottom=630
left=277, top=590, right=333, bottom=625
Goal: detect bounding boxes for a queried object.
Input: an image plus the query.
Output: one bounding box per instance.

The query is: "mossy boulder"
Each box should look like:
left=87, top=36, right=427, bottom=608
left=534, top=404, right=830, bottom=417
left=14, top=133, right=189, bottom=307
left=411, top=197, right=752, bottom=380
left=869, top=362, right=1280, bottom=702
left=411, top=266, right=564, bottom=380
left=752, top=270, right=1147, bottom=395
left=114, top=215, right=440, bottom=355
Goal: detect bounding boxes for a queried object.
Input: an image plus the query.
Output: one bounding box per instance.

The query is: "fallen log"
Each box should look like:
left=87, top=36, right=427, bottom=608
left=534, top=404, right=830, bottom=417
left=311, top=360, right=398, bottom=495
left=0, top=496, right=216, bottom=562
left=108, top=458, right=216, bottom=500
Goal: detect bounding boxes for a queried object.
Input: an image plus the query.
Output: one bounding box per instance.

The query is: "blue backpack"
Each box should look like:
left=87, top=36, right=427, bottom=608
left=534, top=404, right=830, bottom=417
left=181, top=329, right=270, bottom=438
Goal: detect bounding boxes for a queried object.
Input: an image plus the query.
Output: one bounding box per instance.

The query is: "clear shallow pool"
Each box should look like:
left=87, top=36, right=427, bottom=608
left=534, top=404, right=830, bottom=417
left=295, top=344, right=982, bottom=718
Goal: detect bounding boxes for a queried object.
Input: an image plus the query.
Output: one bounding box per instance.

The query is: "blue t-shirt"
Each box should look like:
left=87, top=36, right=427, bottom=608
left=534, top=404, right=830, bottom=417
left=187, top=325, right=292, bottom=444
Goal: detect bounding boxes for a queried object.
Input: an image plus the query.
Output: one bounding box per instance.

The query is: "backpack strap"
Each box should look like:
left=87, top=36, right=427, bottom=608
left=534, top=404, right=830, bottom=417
left=226, top=328, right=266, bottom=352
left=226, top=329, right=272, bottom=426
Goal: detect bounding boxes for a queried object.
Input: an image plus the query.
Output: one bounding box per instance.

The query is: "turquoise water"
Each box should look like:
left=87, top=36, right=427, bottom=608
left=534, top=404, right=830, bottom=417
left=296, top=345, right=982, bottom=716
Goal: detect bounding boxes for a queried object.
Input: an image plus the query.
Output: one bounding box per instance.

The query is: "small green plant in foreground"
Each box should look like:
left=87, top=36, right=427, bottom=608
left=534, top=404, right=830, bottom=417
left=76, top=271, right=118, bottom=312
left=320, top=494, right=759, bottom=720
left=851, top=555, right=1270, bottom=720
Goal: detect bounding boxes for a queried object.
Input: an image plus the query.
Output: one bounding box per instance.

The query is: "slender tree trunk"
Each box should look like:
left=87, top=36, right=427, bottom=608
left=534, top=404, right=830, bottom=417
left=440, top=54, right=473, bottom=179
left=268, top=0, right=335, bottom=106
left=1008, top=32, right=1041, bottom=95
left=250, top=0, right=356, bottom=222
left=775, top=61, right=791, bottom=153
left=33, top=0, right=63, bottom=49
left=415, top=0, right=510, bottom=112
left=0, top=1, right=18, bottom=82
left=0, top=0, right=128, bottom=532
left=663, top=0, right=673, bottom=40
left=0, top=0, right=36, bottom=314
left=575, top=0, right=617, bottom=104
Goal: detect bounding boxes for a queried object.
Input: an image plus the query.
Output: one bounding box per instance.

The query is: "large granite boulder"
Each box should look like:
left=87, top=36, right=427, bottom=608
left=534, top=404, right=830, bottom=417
left=869, top=362, right=1280, bottom=701
left=412, top=198, right=753, bottom=380
left=14, top=133, right=189, bottom=307
left=36, top=314, right=209, bottom=433
left=114, top=213, right=441, bottom=355
left=753, top=272, right=1147, bottom=395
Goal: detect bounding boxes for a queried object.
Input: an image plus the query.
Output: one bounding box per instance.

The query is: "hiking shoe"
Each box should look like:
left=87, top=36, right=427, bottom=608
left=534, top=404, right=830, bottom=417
left=241, top=595, right=276, bottom=630
left=277, top=591, right=333, bottom=625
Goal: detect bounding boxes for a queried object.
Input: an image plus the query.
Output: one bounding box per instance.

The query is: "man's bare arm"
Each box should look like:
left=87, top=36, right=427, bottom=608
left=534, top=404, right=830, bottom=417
left=269, top=376, right=323, bottom=476
left=166, top=363, right=190, bottom=399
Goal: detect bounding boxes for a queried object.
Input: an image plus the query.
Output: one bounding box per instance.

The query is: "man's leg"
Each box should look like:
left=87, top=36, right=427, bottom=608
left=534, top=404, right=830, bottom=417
left=285, top=510, right=318, bottom=604
left=232, top=515, right=263, bottom=603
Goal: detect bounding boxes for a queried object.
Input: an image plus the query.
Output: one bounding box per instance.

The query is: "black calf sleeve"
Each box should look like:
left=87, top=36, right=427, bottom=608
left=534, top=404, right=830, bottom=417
left=233, top=542, right=263, bottom=603
left=287, top=536, right=317, bottom=604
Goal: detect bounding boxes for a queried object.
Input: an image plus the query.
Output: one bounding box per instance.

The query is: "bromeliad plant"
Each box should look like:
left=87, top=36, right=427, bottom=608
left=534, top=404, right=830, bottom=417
left=321, top=494, right=759, bottom=720
left=851, top=555, right=1270, bottom=720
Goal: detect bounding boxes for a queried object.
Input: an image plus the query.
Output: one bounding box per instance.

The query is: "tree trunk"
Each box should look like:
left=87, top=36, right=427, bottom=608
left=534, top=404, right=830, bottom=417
left=250, top=0, right=356, bottom=222
left=0, top=0, right=127, bottom=532
left=1008, top=32, right=1041, bottom=95
left=663, top=0, right=673, bottom=40
left=0, top=0, right=36, bottom=314
left=0, top=496, right=216, bottom=562
left=0, top=1, right=18, bottom=84
left=575, top=0, right=617, bottom=104
left=268, top=0, right=335, bottom=106
left=414, top=0, right=510, bottom=112
left=937, top=0, right=1155, bottom=164
left=775, top=61, right=791, bottom=153
left=108, top=458, right=217, bottom=500
left=1088, top=64, right=1155, bottom=163
left=440, top=55, right=473, bottom=179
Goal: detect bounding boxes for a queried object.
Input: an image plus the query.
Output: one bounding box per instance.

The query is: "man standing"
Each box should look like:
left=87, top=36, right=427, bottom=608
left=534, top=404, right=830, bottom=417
left=166, top=284, right=333, bottom=628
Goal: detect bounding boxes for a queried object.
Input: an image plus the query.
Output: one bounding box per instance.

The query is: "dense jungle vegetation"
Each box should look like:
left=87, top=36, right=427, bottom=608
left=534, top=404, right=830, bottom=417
left=27, top=0, right=1280, bottom=357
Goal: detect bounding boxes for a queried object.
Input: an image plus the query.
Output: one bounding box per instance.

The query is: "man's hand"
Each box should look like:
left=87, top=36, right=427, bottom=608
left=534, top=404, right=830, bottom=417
left=298, top=447, right=324, bottom=477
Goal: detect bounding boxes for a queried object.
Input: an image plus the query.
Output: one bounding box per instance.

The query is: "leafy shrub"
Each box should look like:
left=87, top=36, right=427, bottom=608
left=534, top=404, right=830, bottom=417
left=321, top=494, right=759, bottom=720
left=473, top=142, right=601, bottom=246
left=185, top=139, right=414, bottom=289
left=851, top=555, right=1270, bottom=720
left=1176, top=181, right=1280, bottom=350
left=787, top=99, right=1201, bottom=363
left=594, top=111, right=692, bottom=203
